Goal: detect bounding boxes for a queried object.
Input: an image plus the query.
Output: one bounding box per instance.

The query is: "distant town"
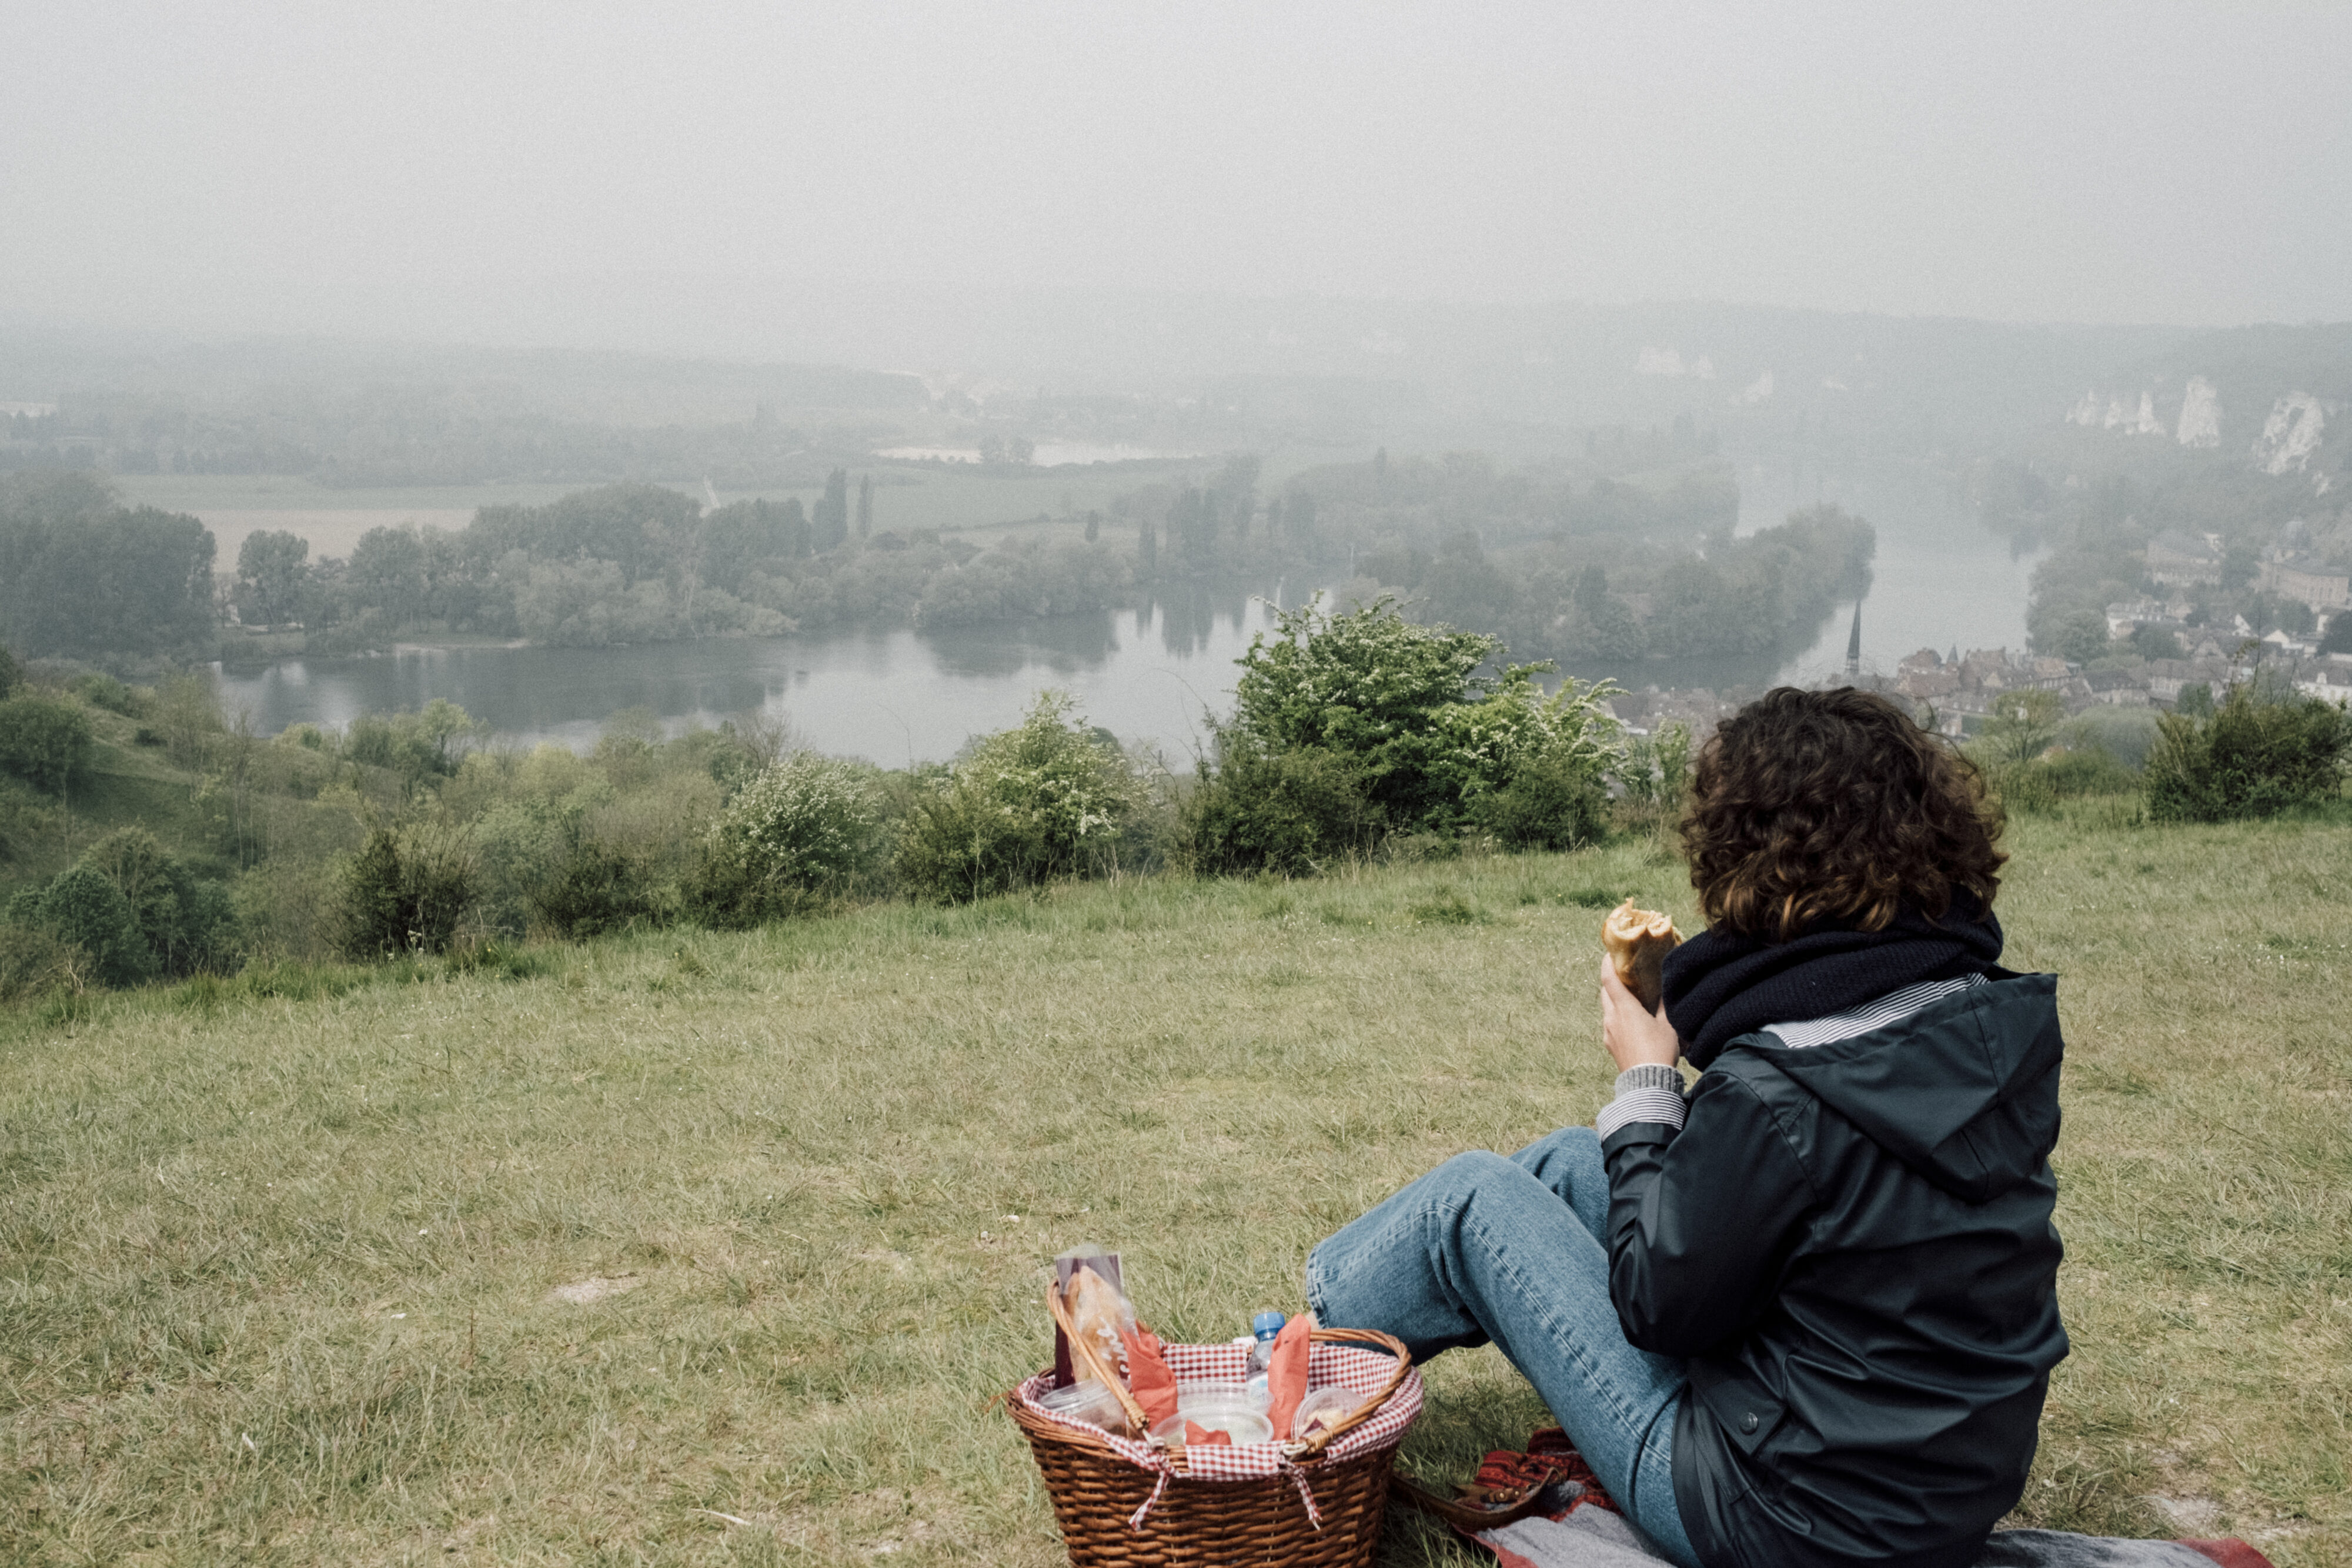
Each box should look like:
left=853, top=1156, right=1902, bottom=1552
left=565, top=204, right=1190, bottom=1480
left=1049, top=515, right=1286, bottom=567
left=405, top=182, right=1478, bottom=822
left=1606, top=529, right=2352, bottom=740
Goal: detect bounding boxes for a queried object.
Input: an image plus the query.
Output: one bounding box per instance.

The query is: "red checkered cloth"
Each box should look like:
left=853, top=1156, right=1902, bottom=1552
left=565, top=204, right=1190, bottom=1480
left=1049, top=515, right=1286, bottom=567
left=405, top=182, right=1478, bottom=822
left=1013, top=1338, right=1424, bottom=1530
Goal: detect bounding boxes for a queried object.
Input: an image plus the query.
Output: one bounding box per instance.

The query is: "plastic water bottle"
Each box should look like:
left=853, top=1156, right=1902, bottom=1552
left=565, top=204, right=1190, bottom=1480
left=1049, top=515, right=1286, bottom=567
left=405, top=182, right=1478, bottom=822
left=1243, top=1310, right=1285, bottom=1406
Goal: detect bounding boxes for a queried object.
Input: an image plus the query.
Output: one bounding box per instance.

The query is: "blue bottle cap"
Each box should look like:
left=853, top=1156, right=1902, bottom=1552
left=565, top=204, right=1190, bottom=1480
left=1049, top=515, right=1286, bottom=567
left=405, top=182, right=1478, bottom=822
left=1252, top=1310, right=1287, bottom=1338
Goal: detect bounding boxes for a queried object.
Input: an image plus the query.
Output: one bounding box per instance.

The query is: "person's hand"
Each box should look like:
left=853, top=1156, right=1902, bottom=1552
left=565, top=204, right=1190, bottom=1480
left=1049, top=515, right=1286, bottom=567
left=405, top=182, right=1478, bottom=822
left=1599, top=955, right=1682, bottom=1074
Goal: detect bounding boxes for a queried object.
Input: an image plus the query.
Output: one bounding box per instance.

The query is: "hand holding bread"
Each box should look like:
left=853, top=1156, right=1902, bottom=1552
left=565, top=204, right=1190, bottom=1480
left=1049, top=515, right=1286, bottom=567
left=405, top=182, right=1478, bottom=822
left=1601, top=898, right=1682, bottom=1012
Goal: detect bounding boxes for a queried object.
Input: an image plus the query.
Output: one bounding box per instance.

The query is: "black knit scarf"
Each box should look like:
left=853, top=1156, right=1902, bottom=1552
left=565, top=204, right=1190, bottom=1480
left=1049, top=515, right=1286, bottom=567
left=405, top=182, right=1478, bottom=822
left=1659, top=894, right=2005, bottom=1069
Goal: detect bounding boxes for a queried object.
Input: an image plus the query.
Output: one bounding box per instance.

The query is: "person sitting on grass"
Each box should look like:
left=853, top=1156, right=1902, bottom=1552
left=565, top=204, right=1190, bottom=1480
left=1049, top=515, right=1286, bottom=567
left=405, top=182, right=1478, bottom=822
left=1308, top=686, right=2067, bottom=1568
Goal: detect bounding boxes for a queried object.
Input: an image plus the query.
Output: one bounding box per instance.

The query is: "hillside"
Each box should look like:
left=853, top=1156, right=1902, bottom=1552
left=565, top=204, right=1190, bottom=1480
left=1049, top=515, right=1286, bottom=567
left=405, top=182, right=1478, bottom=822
left=2, top=813, right=2347, bottom=1565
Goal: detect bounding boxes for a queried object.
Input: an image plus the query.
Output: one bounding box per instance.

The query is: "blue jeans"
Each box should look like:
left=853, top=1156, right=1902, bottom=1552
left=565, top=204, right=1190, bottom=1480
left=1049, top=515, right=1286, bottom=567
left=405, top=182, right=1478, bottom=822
left=1305, top=1126, right=1701, bottom=1568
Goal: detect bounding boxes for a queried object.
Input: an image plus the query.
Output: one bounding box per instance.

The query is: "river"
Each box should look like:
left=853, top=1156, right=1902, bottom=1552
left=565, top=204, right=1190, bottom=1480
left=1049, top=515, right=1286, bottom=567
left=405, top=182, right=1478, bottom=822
left=211, top=466, right=2042, bottom=763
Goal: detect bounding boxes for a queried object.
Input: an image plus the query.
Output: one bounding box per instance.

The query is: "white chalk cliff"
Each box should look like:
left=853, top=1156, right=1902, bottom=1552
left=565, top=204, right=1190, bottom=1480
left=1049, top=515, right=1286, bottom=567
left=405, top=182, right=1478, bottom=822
left=2253, top=393, right=2326, bottom=475
left=2175, top=377, right=2221, bottom=448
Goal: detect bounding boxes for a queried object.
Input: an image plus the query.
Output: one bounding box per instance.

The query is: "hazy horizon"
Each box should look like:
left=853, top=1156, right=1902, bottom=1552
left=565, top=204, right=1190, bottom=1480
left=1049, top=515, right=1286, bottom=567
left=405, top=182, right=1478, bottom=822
left=7, top=1, right=2351, bottom=360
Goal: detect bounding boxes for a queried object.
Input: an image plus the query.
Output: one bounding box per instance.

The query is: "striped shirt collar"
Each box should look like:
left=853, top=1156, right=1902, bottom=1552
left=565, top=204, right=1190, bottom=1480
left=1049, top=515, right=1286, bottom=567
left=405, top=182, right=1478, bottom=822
left=1759, top=972, right=1987, bottom=1049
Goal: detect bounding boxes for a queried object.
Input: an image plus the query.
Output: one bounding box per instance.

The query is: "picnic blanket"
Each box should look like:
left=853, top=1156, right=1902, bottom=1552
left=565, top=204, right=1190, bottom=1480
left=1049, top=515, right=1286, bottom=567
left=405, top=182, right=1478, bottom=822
left=1435, top=1432, right=2276, bottom=1568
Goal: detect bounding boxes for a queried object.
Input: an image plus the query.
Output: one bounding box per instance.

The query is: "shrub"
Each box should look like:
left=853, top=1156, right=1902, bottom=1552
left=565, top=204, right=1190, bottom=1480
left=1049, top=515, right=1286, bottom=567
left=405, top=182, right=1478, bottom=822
left=1616, top=722, right=1693, bottom=815
left=152, top=674, right=226, bottom=770
left=71, top=673, right=142, bottom=716
left=1476, top=753, right=1609, bottom=850
left=2143, top=686, right=2352, bottom=823
left=0, top=645, right=19, bottom=698
left=1227, top=594, right=1498, bottom=828
left=336, top=824, right=477, bottom=958
left=0, top=923, right=85, bottom=1002
left=0, top=695, right=95, bottom=795
left=529, top=823, right=666, bottom=939
left=1991, top=745, right=2142, bottom=815
left=75, top=826, right=238, bottom=976
left=2061, top=706, right=2161, bottom=769
left=442, top=937, right=552, bottom=981
left=1224, top=595, right=1620, bottom=836
left=345, top=700, right=479, bottom=781
left=1179, top=740, right=1382, bottom=875
left=6, top=864, right=155, bottom=987
left=687, top=753, right=881, bottom=926
left=230, top=857, right=342, bottom=961
left=896, top=692, right=1143, bottom=902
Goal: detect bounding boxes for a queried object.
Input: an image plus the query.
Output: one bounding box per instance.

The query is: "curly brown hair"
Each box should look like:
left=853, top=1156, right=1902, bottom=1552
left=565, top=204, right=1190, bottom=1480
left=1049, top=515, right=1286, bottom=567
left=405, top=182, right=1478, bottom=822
left=1678, top=686, right=2006, bottom=940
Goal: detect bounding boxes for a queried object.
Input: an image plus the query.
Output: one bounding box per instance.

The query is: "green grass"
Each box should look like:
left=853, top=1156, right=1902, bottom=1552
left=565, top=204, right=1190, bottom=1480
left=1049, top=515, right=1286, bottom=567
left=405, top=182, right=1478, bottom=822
left=2, top=817, right=2348, bottom=1564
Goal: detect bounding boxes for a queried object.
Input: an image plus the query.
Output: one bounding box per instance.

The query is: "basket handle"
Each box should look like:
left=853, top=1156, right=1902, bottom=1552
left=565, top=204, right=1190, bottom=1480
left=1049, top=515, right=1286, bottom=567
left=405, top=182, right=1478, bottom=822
left=1285, top=1326, right=1414, bottom=1460
left=1043, top=1277, right=1150, bottom=1436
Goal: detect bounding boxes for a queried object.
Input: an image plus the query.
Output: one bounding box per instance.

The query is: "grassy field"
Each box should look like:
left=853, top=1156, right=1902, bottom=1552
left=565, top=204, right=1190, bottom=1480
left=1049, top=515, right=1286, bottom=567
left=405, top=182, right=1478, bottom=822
left=2, top=813, right=2347, bottom=1565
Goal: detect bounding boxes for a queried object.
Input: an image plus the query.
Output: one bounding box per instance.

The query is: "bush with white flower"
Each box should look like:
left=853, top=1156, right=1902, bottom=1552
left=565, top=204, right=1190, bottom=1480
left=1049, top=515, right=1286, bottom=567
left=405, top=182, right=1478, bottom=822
left=687, top=753, right=881, bottom=925
left=896, top=691, right=1146, bottom=902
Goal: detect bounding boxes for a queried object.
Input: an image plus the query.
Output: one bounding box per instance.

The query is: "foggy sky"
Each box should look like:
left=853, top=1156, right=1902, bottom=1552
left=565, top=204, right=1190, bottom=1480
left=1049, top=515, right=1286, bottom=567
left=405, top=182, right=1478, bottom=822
left=6, top=1, right=2350, bottom=346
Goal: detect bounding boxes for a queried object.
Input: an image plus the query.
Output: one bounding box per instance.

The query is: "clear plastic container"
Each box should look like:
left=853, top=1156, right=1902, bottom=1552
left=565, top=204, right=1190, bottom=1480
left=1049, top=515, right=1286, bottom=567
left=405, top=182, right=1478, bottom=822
left=1176, top=1379, right=1265, bottom=1412
left=1032, top=1378, right=1130, bottom=1432
left=1291, top=1385, right=1363, bottom=1441
left=1150, top=1403, right=1275, bottom=1446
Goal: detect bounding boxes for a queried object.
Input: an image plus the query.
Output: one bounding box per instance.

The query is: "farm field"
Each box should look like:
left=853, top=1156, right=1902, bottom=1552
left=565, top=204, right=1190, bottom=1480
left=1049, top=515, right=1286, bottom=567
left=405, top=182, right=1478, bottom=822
left=110, top=464, right=1183, bottom=573
left=2, top=813, right=2347, bottom=1565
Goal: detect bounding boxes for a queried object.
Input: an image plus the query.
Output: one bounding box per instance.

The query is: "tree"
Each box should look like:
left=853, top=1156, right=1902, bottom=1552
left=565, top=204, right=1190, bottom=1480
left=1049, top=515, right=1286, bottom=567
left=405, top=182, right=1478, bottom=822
left=1287, top=489, right=1317, bottom=539
left=345, top=700, right=482, bottom=781
left=0, top=695, right=95, bottom=795
left=8, top=864, right=153, bottom=987
left=349, top=526, right=429, bottom=626
left=0, top=644, right=19, bottom=698
left=1137, top=520, right=1158, bottom=579
left=856, top=474, right=873, bottom=540
left=1084, top=510, right=1100, bottom=543
left=2042, top=608, right=2110, bottom=666
left=0, top=472, right=217, bottom=659
left=2129, top=623, right=2183, bottom=661
left=236, top=529, right=310, bottom=626
left=2321, top=614, right=2352, bottom=656
left=812, top=469, right=850, bottom=552
left=1980, top=687, right=2065, bottom=765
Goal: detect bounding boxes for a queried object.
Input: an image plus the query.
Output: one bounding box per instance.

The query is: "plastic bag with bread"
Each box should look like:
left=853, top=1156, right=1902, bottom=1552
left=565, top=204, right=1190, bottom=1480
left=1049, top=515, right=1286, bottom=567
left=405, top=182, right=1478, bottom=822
left=1601, top=898, right=1682, bottom=1012
left=1063, top=1263, right=1135, bottom=1387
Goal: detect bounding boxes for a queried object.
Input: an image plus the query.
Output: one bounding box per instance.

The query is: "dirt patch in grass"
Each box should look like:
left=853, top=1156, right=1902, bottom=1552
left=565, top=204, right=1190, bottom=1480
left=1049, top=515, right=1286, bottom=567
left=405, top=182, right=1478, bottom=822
left=547, top=1274, right=643, bottom=1305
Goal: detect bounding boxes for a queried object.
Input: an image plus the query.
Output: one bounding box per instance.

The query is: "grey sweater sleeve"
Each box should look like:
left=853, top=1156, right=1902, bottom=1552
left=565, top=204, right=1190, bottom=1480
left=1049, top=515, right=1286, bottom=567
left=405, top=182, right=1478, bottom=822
left=1595, top=1061, right=1687, bottom=1138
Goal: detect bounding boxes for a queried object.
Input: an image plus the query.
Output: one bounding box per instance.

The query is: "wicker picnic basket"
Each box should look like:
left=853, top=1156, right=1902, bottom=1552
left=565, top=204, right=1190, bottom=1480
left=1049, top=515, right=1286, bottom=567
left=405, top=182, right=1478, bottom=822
left=1007, top=1281, right=1424, bottom=1567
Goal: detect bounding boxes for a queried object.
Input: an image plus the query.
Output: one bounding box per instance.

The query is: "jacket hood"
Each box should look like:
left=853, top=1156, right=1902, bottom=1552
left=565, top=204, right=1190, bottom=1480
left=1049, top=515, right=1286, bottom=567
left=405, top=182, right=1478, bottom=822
left=1739, top=974, right=2063, bottom=1202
